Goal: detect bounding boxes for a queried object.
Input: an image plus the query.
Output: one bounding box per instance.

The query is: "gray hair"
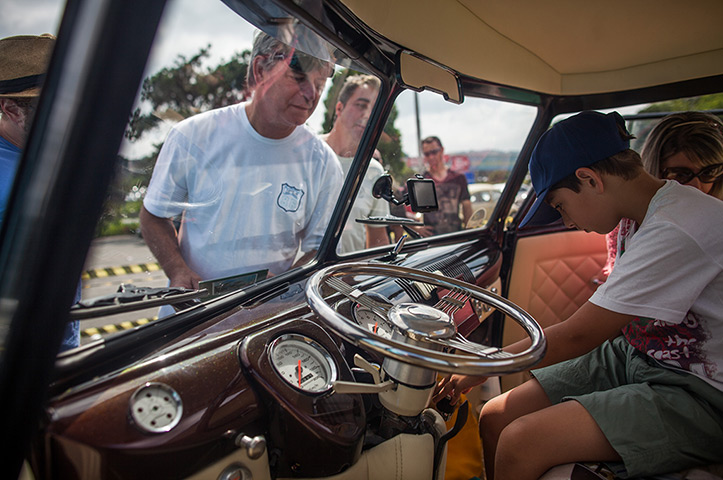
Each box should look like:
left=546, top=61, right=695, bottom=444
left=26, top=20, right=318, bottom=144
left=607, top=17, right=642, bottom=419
left=246, top=31, right=332, bottom=89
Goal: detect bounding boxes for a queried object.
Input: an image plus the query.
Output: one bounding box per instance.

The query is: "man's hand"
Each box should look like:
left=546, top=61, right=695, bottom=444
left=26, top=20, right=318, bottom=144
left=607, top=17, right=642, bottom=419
left=433, top=374, right=488, bottom=406
left=168, top=267, right=202, bottom=290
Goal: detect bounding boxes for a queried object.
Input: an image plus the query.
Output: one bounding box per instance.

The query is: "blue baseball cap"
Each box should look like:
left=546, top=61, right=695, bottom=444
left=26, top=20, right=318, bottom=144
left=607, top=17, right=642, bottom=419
left=519, top=111, right=630, bottom=228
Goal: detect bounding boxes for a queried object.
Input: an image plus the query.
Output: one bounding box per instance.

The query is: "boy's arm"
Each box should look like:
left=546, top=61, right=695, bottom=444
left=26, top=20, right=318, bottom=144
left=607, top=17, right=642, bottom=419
left=434, top=301, right=633, bottom=404
left=516, top=301, right=633, bottom=368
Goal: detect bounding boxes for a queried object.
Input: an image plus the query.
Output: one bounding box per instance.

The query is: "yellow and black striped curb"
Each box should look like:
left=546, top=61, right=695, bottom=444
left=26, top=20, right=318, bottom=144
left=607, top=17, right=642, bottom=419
left=82, top=262, right=162, bottom=280
left=81, top=316, right=159, bottom=337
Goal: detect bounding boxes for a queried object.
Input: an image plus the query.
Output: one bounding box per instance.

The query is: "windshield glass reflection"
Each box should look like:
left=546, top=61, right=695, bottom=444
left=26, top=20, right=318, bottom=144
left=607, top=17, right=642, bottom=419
left=74, top=0, right=377, bottom=341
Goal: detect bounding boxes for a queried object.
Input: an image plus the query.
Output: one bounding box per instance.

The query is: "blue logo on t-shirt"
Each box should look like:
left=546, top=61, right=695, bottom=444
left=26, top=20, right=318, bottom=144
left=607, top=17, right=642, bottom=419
left=277, top=183, right=304, bottom=212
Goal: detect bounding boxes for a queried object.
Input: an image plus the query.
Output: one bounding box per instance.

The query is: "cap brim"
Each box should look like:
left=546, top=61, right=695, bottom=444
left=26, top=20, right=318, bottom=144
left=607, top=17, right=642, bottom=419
left=519, top=189, right=562, bottom=228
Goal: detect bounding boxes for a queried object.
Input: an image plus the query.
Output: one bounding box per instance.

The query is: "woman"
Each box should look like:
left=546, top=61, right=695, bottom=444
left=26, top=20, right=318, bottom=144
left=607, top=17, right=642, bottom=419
left=641, top=111, right=723, bottom=199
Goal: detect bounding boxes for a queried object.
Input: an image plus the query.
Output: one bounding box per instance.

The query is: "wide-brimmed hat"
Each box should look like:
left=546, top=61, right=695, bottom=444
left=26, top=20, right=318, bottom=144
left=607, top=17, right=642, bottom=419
left=0, top=34, right=56, bottom=98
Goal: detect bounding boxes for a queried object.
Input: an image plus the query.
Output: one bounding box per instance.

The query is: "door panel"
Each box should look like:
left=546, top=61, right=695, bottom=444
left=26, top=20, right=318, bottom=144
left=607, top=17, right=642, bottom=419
left=502, top=230, right=607, bottom=392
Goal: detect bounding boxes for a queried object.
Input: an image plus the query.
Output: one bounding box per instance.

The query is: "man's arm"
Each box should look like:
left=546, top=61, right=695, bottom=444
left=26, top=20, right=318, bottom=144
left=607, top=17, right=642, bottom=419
left=435, top=301, right=634, bottom=403
left=366, top=226, right=390, bottom=248
left=140, top=206, right=201, bottom=289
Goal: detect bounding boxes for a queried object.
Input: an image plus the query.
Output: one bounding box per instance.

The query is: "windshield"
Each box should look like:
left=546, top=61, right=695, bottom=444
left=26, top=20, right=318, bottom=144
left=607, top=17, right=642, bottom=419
left=3, top=0, right=537, bottom=348
left=0, top=0, right=382, bottom=346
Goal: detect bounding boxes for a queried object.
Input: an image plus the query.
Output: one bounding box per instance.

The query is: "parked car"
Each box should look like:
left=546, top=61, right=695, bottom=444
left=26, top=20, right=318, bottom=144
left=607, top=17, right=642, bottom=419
left=2, top=0, right=722, bottom=479
left=467, top=183, right=504, bottom=225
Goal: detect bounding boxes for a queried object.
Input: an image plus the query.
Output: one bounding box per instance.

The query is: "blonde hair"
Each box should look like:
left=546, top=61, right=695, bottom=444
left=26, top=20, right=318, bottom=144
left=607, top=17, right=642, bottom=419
left=641, top=111, right=723, bottom=199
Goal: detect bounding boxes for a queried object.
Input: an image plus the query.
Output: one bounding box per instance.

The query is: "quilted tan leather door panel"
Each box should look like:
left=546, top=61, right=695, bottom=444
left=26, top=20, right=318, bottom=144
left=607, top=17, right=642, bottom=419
left=501, top=230, right=607, bottom=392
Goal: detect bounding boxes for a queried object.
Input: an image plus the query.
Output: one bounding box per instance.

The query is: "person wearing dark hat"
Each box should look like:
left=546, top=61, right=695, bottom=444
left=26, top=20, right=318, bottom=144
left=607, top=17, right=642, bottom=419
left=435, top=111, right=723, bottom=479
left=0, top=33, right=79, bottom=352
left=140, top=31, right=342, bottom=317
left=0, top=34, right=55, bottom=226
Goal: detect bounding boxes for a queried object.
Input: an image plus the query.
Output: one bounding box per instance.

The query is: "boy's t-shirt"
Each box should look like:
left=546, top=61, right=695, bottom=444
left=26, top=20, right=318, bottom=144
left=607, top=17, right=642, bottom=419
left=590, top=181, right=723, bottom=391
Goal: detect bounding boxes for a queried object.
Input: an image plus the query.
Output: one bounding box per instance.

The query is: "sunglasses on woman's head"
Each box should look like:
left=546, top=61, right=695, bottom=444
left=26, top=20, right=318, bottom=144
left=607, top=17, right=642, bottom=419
left=661, top=162, right=723, bottom=184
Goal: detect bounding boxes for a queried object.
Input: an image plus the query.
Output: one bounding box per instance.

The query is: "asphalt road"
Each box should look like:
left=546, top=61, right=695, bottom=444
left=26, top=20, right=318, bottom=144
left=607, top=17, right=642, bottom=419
left=79, top=234, right=168, bottom=344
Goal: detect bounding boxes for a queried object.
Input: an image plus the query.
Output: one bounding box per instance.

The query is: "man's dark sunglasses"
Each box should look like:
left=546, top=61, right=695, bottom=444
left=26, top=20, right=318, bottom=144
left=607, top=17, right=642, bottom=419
left=423, top=148, right=441, bottom=157
left=661, top=162, right=723, bottom=184
left=272, top=51, right=333, bottom=77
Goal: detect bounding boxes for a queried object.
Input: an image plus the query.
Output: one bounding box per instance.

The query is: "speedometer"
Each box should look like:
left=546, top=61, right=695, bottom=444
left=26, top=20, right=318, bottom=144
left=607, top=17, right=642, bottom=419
left=269, top=334, right=338, bottom=393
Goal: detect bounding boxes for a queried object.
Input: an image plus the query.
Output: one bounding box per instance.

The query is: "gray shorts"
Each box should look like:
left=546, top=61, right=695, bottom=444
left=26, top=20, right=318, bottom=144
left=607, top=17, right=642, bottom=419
left=533, top=336, right=723, bottom=478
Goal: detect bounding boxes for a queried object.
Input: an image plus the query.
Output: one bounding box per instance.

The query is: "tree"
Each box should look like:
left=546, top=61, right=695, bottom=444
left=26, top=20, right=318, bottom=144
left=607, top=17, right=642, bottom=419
left=639, top=93, right=723, bottom=113
left=97, top=46, right=251, bottom=236
left=126, top=46, right=251, bottom=143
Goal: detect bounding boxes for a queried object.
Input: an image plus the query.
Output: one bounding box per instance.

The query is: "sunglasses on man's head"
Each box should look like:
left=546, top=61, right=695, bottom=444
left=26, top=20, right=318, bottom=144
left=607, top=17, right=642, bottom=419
left=661, top=162, right=723, bottom=184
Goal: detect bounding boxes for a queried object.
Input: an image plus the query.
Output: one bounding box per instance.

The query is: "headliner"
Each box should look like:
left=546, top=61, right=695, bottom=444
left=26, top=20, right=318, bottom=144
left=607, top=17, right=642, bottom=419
left=340, top=0, right=723, bottom=96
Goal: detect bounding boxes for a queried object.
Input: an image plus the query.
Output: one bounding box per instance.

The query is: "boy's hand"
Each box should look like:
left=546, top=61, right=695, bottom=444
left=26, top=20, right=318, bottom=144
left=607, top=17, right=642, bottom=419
left=433, top=374, right=487, bottom=405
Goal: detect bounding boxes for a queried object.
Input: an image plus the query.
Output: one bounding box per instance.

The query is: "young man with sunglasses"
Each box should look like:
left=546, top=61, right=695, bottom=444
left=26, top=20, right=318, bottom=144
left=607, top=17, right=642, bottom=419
left=419, top=136, right=472, bottom=235
left=141, top=32, right=341, bottom=317
left=436, top=111, right=723, bottom=479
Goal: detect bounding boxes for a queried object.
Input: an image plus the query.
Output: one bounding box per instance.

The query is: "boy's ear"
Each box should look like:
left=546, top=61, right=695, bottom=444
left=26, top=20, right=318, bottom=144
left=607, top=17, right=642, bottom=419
left=575, top=167, right=605, bottom=192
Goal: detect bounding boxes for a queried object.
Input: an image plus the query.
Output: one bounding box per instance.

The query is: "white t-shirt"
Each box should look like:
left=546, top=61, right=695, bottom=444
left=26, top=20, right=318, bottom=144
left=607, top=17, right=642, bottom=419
left=144, top=102, right=343, bottom=280
left=590, top=181, right=723, bottom=390
left=337, top=156, right=390, bottom=253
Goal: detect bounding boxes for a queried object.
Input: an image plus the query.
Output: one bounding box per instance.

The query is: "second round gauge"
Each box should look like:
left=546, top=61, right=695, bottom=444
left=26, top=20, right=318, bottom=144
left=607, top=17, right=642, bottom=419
left=353, top=305, right=394, bottom=338
left=269, top=334, right=338, bottom=393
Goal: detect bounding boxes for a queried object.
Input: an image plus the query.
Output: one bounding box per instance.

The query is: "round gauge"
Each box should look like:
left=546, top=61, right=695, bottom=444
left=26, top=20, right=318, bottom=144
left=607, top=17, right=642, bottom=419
left=353, top=305, right=394, bottom=338
left=129, top=382, right=183, bottom=434
left=269, top=334, right=338, bottom=393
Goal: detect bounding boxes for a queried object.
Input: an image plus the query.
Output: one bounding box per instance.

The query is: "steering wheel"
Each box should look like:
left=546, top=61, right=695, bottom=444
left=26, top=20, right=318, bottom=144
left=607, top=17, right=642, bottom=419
left=306, top=262, right=546, bottom=378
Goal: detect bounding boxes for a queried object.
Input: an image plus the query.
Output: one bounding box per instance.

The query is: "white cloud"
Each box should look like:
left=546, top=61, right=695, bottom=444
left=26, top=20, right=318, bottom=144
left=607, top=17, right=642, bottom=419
left=0, top=0, right=64, bottom=38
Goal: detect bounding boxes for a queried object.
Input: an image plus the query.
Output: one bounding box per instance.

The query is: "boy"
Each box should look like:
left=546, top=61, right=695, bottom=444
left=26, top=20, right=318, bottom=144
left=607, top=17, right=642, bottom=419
left=435, top=111, right=723, bottom=479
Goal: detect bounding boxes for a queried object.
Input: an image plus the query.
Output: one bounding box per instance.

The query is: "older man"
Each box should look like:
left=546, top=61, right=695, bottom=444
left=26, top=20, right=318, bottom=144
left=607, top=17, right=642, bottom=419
left=0, top=34, right=80, bottom=351
left=141, top=32, right=342, bottom=312
left=322, top=74, right=389, bottom=252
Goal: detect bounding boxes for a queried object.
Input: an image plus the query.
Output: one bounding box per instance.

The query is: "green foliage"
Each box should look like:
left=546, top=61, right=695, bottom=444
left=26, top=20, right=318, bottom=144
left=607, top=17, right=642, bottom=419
left=98, top=46, right=251, bottom=236
left=378, top=105, right=412, bottom=182
left=640, top=93, right=723, bottom=113
left=126, top=47, right=251, bottom=141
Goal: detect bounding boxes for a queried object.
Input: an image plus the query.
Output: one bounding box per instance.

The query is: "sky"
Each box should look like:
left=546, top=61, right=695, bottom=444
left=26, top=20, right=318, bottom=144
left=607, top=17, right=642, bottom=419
left=3, top=0, right=644, bottom=160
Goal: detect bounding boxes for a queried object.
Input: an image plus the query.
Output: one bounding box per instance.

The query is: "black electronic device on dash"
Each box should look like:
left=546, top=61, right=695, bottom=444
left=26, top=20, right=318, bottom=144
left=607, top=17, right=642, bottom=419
left=406, top=176, right=437, bottom=212
left=372, top=173, right=439, bottom=213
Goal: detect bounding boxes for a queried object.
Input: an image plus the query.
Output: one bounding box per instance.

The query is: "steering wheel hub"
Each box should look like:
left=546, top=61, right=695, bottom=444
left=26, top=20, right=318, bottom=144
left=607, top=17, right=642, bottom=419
left=388, top=303, right=456, bottom=341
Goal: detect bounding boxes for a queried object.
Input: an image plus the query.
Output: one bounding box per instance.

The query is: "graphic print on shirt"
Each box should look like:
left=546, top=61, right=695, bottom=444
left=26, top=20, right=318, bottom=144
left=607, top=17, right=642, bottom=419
left=423, top=181, right=463, bottom=234
left=623, top=313, right=713, bottom=378
left=277, top=183, right=305, bottom=212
